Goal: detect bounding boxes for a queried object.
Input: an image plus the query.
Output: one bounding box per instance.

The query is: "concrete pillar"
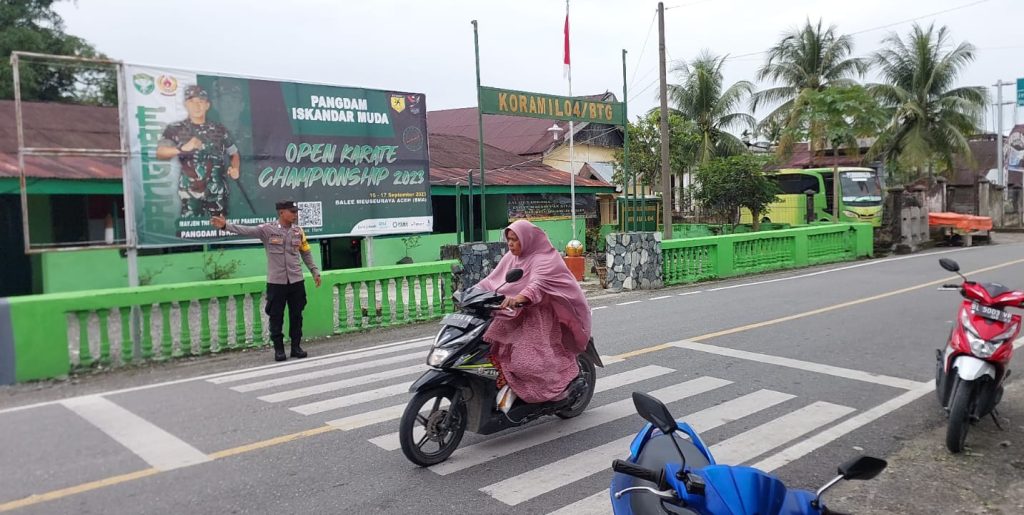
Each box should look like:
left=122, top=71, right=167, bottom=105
left=936, top=176, right=948, bottom=212
left=977, top=178, right=990, bottom=218
left=992, top=184, right=1006, bottom=228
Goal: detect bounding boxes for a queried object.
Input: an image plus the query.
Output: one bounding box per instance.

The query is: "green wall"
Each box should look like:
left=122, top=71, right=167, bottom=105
left=365, top=233, right=461, bottom=266
left=364, top=219, right=584, bottom=266
left=41, top=244, right=323, bottom=294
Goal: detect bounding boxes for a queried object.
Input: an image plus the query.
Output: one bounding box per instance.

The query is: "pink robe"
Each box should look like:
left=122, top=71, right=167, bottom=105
left=476, top=220, right=593, bottom=403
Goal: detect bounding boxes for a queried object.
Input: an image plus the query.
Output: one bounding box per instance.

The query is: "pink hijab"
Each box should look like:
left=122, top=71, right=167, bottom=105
left=476, top=220, right=592, bottom=353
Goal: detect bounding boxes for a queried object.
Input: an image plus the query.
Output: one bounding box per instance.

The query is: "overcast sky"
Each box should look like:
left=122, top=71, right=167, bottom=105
left=57, top=0, right=1022, bottom=133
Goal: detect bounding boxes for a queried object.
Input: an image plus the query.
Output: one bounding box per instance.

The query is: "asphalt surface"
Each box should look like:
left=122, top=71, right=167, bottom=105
left=2, top=239, right=1023, bottom=514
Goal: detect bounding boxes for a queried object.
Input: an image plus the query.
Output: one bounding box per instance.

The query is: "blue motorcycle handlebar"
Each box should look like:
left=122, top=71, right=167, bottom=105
left=612, top=459, right=670, bottom=491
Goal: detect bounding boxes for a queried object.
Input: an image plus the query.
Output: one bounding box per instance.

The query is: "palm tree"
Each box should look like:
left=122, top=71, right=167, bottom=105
left=751, top=19, right=868, bottom=158
left=869, top=23, right=987, bottom=179
left=666, top=50, right=756, bottom=164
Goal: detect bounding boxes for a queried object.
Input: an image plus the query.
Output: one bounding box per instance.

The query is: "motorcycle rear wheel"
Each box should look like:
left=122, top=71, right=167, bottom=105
left=945, top=378, right=975, bottom=453
left=399, top=386, right=467, bottom=466
left=556, top=355, right=597, bottom=419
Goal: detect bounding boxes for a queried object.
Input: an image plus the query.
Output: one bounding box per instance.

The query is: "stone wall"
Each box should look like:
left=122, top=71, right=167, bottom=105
left=441, top=242, right=508, bottom=291
left=605, top=232, right=663, bottom=291
left=881, top=186, right=930, bottom=254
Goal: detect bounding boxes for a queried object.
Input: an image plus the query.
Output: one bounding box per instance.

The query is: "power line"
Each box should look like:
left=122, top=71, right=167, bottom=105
left=629, top=11, right=658, bottom=89
left=664, top=0, right=714, bottom=10
left=848, top=0, right=991, bottom=36
left=664, top=0, right=995, bottom=67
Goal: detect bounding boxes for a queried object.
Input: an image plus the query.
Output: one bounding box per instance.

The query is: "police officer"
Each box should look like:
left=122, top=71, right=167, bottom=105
left=156, top=85, right=241, bottom=218
left=211, top=201, right=322, bottom=361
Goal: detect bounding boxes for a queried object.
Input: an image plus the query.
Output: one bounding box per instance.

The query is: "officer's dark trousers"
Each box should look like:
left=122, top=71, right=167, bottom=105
left=265, top=282, right=307, bottom=348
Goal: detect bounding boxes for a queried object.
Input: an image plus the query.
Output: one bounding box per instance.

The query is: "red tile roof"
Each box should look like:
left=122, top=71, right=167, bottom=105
left=427, top=92, right=617, bottom=156
left=781, top=142, right=869, bottom=168
left=0, top=100, right=121, bottom=179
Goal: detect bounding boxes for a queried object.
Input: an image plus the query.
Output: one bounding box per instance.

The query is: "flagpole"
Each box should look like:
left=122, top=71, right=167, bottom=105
left=566, top=0, right=576, bottom=243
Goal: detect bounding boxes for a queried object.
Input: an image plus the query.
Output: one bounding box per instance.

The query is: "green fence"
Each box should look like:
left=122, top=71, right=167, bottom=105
left=3, top=261, right=457, bottom=383
left=662, top=224, right=873, bottom=286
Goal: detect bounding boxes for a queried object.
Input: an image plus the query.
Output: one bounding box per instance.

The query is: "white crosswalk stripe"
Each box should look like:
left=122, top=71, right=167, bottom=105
left=250, top=364, right=427, bottom=400
left=230, top=353, right=424, bottom=392
left=207, top=339, right=430, bottom=384
left=709, top=401, right=854, bottom=464
left=289, top=382, right=414, bottom=415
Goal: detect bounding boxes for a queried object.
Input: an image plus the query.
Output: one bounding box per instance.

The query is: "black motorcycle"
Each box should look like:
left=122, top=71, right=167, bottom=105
left=398, top=265, right=604, bottom=466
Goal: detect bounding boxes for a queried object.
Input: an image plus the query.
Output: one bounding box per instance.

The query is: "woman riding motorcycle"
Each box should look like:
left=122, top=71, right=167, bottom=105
left=474, top=220, right=593, bottom=406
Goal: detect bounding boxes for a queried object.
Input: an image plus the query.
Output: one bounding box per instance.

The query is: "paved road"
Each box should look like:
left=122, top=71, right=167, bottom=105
left=2, top=242, right=1023, bottom=514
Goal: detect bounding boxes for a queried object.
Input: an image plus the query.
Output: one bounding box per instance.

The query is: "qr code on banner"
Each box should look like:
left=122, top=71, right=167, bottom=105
left=297, top=201, right=323, bottom=228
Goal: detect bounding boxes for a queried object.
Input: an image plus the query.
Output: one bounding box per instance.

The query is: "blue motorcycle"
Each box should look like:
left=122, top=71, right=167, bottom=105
left=610, top=392, right=887, bottom=515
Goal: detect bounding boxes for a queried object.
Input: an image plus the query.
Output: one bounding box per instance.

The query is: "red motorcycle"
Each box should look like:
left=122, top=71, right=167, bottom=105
left=936, top=258, right=1019, bottom=453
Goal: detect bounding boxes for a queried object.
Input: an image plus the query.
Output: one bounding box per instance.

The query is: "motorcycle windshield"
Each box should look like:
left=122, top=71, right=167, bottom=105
left=694, top=465, right=812, bottom=514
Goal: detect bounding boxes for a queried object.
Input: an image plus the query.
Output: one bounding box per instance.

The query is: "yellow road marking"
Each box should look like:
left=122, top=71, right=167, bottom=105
left=0, top=425, right=340, bottom=512
left=208, top=425, right=338, bottom=460
left=609, top=258, right=1024, bottom=360
left=0, top=469, right=159, bottom=512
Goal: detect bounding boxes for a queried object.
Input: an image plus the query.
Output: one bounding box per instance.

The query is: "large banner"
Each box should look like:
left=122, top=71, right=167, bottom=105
left=124, top=65, right=432, bottom=247
left=507, top=193, right=596, bottom=221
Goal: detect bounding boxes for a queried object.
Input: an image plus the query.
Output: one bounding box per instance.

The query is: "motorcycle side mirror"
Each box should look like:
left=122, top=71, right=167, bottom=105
left=939, top=258, right=960, bottom=273
left=814, top=456, right=888, bottom=509
left=505, top=268, right=524, bottom=283
left=838, top=456, right=887, bottom=481
left=632, top=392, right=677, bottom=435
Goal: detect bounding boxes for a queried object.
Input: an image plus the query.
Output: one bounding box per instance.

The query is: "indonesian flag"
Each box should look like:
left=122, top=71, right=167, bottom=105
left=563, top=3, right=571, bottom=79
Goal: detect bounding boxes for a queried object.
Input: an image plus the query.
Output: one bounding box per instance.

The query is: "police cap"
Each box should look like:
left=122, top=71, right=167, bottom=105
left=275, top=200, right=298, bottom=211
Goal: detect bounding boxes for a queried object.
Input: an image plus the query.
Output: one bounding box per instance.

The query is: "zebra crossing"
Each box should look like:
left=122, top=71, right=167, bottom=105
left=206, top=337, right=870, bottom=512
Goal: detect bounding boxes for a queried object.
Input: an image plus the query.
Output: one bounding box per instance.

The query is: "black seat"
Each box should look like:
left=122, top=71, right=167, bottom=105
left=627, top=433, right=709, bottom=515
left=981, top=282, right=1013, bottom=297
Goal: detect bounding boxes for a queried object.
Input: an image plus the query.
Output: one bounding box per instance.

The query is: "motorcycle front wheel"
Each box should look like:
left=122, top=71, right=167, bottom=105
left=399, top=386, right=467, bottom=466
left=945, top=378, right=975, bottom=453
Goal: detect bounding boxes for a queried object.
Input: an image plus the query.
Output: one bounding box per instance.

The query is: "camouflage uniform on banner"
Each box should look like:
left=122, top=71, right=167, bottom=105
left=158, top=85, right=239, bottom=217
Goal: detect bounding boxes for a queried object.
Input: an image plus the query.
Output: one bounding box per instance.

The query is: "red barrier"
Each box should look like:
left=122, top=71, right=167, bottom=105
left=928, top=212, right=993, bottom=232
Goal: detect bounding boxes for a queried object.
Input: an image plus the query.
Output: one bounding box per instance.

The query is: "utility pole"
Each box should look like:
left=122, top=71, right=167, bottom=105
left=997, top=79, right=1005, bottom=186
left=991, top=79, right=1015, bottom=186
left=657, top=1, right=672, bottom=239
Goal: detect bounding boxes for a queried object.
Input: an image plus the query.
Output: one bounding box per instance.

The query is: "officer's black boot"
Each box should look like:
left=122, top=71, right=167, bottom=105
left=290, top=341, right=307, bottom=359
left=272, top=340, right=287, bottom=362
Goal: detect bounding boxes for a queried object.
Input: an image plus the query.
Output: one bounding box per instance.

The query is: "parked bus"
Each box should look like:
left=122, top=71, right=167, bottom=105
left=740, top=167, right=883, bottom=227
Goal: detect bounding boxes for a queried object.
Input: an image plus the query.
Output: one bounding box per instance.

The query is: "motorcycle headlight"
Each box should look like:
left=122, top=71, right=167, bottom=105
left=960, top=310, right=1016, bottom=359
left=966, top=332, right=998, bottom=358
left=427, top=348, right=453, bottom=367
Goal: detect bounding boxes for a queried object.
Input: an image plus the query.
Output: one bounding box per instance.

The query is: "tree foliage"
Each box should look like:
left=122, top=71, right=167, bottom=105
left=867, top=23, right=987, bottom=181
left=612, top=111, right=700, bottom=189
left=693, top=155, right=779, bottom=229
left=1, top=0, right=116, bottom=105
left=780, top=85, right=887, bottom=164
left=668, top=50, right=755, bottom=164
left=752, top=19, right=867, bottom=159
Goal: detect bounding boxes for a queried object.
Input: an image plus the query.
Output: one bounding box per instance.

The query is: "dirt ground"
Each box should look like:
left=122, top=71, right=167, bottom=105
left=829, top=380, right=1024, bottom=514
